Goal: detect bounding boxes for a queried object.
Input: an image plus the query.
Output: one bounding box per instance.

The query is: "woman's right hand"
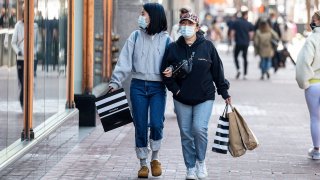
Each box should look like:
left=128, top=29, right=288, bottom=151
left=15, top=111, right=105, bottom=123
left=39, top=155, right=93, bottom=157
left=225, top=97, right=231, bottom=104
left=107, top=86, right=116, bottom=93
left=162, top=66, right=173, bottom=77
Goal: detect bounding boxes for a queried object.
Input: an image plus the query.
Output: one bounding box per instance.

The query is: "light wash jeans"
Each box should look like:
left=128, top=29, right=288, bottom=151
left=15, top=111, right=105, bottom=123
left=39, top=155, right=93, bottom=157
left=305, top=83, right=320, bottom=147
left=173, top=99, right=214, bottom=168
left=130, top=79, right=166, bottom=159
left=260, top=57, right=272, bottom=74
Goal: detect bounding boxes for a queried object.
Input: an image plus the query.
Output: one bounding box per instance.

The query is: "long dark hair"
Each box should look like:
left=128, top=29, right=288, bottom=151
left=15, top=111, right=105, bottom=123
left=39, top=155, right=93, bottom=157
left=143, top=3, right=167, bottom=35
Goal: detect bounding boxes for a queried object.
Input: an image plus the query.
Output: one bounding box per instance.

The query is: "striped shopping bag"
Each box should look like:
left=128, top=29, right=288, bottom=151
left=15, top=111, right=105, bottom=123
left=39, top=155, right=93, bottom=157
left=212, top=104, right=229, bottom=154
left=95, top=88, right=133, bottom=132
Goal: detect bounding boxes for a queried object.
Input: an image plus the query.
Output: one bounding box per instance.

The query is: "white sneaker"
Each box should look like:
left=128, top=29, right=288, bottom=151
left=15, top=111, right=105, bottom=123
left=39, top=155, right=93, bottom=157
left=308, top=148, right=320, bottom=160
left=196, top=161, right=208, bottom=179
left=186, top=167, right=197, bottom=180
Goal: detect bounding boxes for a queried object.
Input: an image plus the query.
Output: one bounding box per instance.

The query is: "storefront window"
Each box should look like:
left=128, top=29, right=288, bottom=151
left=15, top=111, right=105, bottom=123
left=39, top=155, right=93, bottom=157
left=0, top=0, right=21, bottom=157
left=94, top=0, right=104, bottom=86
left=33, top=0, right=68, bottom=130
left=0, top=0, right=68, bottom=159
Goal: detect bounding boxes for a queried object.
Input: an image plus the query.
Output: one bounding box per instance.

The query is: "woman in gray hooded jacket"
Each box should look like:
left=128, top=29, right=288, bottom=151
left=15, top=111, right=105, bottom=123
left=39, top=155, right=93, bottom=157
left=108, top=3, right=171, bottom=178
left=11, top=5, right=40, bottom=109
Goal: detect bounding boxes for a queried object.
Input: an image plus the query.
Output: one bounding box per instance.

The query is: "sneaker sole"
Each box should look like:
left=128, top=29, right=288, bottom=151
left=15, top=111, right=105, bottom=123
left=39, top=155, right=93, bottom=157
left=308, top=155, right=320, bottom=160
left=312, top=156, right=320, bottom=160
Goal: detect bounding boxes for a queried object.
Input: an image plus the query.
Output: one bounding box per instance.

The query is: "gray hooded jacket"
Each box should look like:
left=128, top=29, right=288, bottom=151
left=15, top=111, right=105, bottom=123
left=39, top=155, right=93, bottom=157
left=11, top=20, right=41, bottom=61
left=109, top=29, right=171, bottom=89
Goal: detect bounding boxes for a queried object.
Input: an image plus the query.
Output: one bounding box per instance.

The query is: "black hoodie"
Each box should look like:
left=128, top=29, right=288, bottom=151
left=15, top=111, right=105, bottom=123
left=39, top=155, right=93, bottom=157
left=161, top=32, right=230, bottom=105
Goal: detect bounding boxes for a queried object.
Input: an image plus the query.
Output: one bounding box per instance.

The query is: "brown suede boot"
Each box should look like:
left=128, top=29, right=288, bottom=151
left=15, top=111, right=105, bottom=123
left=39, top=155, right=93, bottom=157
left=150, top=160, right=162, bottom=177
left=138, top=166, right=149, bottom=178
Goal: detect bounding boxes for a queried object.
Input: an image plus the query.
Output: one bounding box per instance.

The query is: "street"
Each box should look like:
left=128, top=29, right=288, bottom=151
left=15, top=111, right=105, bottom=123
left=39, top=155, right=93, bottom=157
left=40, top=42, right=320, bottom=179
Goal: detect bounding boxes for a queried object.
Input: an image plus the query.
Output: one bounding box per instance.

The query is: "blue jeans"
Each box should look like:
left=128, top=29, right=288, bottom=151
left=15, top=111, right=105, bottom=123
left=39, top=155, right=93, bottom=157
left=173, top=99, right=214, bottom=168
left=130, top=78, right=166, bottom=159
left=260, top=57, right=272, bottom=74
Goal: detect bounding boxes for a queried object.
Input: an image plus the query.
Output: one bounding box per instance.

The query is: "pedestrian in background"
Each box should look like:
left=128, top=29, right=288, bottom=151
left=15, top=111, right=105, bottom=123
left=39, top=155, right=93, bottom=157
left=171, top=7, right=190, bottom=41
left=230, top=6, right=254, bottom=80
left=11, top=5, right=40, bottom=109
left=268, top=11, right=282, bottom=72
left=254, top=19, right=279, bottom=80
left=209, top=18, right=223, bottom=45
left=107, top=3, right=171, bottom=178
left=280, top=20, right=292, bottom=47
left=161, top=12, right=231, bottom=179
left=226, top=13, right=237, bottom=54
left=296, top=10, right=320, bottom=160
left=268, top=11, right=281, bottom=38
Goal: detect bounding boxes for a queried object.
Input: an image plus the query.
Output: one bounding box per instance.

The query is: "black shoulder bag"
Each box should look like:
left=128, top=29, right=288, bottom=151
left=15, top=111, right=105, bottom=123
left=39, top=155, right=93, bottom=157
left=172, top=52, right=195, bottom=79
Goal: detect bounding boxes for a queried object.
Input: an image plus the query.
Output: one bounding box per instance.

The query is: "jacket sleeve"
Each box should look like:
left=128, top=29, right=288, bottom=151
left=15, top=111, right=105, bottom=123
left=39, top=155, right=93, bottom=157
left=11, top=22, right=20, bottom=55
left=210, top=43, right=230, bottom=99
left=160, top=44, right=180, bottom=95
left=296, top=38, right=315, bottom=89
left=109, top=31, right=137, bottom=89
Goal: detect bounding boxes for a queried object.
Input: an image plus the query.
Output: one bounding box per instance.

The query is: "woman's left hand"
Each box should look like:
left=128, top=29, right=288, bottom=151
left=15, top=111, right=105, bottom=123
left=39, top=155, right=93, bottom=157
left=225, top=97, right=231, bottom=104
left=163, top=66, right=173, bottom=77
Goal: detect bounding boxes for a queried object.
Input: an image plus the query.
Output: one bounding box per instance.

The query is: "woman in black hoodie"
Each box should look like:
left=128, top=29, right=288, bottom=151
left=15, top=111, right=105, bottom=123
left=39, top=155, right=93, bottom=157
left=161, top=12, right=231, bottom=179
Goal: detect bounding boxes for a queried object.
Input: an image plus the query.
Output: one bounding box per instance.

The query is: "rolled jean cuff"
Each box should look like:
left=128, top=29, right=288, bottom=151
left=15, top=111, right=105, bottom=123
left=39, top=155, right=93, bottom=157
left=150, top=139, right=162, bottom=151
left=136, top=147, right=150, bottom=159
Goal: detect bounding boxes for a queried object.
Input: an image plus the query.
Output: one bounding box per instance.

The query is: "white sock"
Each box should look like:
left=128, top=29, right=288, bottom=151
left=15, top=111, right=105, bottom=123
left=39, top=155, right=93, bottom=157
left=151, top=151, right=159, bottom=161
left=140, top=159, right=147, bottom=167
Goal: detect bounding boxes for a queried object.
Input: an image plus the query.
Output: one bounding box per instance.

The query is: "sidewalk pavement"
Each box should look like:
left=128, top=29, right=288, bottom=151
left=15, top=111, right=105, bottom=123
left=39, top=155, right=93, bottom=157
left=42, top=44, right=320, bottom=180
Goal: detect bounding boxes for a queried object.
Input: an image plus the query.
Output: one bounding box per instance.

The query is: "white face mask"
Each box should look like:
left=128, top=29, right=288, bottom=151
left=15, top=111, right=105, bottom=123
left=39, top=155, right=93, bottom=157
left=180, top=26, right=195, bottom=38
left=138, top=15, right=148, bottom=29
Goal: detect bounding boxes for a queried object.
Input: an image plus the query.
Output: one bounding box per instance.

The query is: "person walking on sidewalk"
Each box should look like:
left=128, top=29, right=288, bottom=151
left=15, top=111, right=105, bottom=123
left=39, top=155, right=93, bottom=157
left=296, top=11, right=320, bottom=160
left=268, top=11, right=282, bottom=72
left=230, top=6, right=254, bottom=80
left=11, top=5, right=40, bottom=109
left=161, top=12, right=231, bottom=179
left=254, top=19, right=279, bottom=80
left=107, top=3, right=171, bottom=178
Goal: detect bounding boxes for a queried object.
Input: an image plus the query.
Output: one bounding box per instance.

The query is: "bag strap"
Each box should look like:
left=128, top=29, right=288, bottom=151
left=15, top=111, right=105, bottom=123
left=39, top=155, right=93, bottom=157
left=222, top=104, right=228, bottom=118
left=189, top=52, right=195, bottom=62
left=134, top=30, right=139, bottom=43
left=132, top=30, right=139, bottom=64
left=165, top=37, right=170, bottom=48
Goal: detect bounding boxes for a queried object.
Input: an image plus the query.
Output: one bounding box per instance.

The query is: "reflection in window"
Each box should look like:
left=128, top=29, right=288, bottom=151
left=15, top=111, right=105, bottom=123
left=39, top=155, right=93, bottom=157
left=0, top=0, right=69, bottom=159
left=0, top=0, right=20, bottom=156
left=33, top=0, right=68, bottom=125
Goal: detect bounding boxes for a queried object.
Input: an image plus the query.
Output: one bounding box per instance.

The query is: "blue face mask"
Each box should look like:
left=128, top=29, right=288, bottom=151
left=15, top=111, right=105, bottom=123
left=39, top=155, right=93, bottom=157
left=180, top=26, right=195, bottom=38
left=138, top=15, right=148, bottom=29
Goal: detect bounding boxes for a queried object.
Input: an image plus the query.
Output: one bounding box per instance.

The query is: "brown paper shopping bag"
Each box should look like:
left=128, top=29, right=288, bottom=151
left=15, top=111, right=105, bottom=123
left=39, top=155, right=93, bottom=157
left=233, top=107, right=259, bottom=150
left=228, top=108, right=246, bottom=157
